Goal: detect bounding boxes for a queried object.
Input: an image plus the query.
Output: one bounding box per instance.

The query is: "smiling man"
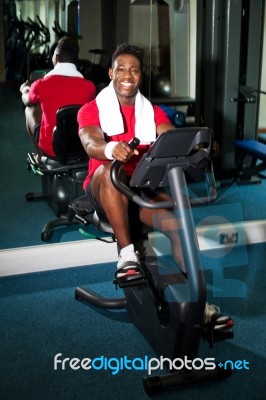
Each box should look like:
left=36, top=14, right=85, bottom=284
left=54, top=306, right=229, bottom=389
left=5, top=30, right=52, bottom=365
left=78, top=43, right=176, bottom=283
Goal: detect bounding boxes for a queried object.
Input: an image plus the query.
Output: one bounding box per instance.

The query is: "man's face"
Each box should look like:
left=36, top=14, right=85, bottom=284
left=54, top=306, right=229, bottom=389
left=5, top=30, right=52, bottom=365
left=108, top=54, right=142, bottom=104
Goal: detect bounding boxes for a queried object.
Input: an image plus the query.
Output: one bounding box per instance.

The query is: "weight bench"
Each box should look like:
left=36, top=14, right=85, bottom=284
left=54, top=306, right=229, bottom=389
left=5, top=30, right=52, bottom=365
left=233, top=139, right=266, bottom=183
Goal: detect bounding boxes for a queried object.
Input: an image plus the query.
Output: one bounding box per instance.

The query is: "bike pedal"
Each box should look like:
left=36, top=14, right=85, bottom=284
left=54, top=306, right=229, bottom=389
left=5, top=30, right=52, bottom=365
left=113, top=276, right=147, bottom=289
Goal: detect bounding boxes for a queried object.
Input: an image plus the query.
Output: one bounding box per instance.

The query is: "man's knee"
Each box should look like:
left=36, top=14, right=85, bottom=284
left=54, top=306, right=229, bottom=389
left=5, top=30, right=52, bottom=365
left=94, top=163, right=114, bottom=185
left=91, top=164, right=114, bottom=201
left=25, top=104, right=42, bottom=124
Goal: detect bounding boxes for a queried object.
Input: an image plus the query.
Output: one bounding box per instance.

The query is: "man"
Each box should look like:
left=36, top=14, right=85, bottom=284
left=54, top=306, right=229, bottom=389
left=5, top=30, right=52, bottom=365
left=20, top=36, right=96, bottom=157
left=78, top=43, right=179, bottom=278
left=78, top=43, right=233, bottom=333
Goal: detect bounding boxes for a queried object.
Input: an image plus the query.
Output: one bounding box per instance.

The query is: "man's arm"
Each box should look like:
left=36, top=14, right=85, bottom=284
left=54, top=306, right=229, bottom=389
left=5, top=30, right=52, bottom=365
left=20, top=81, right=34, bottom=107
left=79, top=126, right=107, bottom=159
left=79, top=126, right=139, bottom=162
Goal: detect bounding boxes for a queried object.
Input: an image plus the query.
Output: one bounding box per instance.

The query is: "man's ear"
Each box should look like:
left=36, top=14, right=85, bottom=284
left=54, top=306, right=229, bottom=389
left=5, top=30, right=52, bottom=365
left=108, top=68, right=113, bottom=80
left=53, top=53, right=59, bottom=66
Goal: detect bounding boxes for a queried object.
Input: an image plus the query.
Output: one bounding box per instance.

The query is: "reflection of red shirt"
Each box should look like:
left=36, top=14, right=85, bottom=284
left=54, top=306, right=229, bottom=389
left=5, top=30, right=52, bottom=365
left=78, top=99, right=170, bottom=191
left=29, top=75, right=96, bottom=156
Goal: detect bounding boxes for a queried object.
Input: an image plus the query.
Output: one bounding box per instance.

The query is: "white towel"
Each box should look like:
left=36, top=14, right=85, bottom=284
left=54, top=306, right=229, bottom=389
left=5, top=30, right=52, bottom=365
left=96, top=81, right=156, bottom=144
left=45, top=63, right=84, bottom=78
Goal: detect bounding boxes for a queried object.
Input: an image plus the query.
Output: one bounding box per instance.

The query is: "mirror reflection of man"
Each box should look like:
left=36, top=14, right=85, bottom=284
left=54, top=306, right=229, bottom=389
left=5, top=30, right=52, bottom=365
left=20, top=36, right=96, bottom=158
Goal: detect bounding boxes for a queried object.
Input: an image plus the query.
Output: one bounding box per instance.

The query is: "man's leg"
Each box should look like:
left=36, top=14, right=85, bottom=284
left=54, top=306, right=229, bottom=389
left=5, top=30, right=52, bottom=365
left=24, top=105, right=42, bottom=156
left=90, top=163, right=143, bottom=281
left=139, top=191, right=186, bottom=273
left=91, top=163, right=132, bottom=248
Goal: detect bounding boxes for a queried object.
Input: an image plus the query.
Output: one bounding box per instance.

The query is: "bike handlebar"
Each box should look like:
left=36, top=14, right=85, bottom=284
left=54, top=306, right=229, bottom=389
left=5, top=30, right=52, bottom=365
left=110, top=138, right=217, bottom=209
left=110, top=138, right=174, bottom=209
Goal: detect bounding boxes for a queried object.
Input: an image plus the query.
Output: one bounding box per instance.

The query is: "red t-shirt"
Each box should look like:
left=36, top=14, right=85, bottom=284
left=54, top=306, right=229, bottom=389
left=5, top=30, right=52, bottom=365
left=77, top=99, right=170, bottom=191
left=29, top=75, right=96, bottom=156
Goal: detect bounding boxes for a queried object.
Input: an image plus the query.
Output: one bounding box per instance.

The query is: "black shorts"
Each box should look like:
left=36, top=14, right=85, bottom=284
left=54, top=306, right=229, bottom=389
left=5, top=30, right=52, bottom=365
left=85, top=182, right=109, bottom=222
left=32, top=124, right=60, bottom=159
left=85, top=179, right=165, bottom=222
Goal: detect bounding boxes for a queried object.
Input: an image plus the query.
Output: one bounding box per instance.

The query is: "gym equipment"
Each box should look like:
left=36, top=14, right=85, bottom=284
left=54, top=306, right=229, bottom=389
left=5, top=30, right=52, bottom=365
left=4, top=14, right=51, bottom=84
left=158, top=104, right=186, bottom=128
left=233, top=139, right=266, bottom=183
left=25, top=105, right=88, bottom=241
left=152, top=72, right=171, bottom=97
left=196, top=0, right=264, bottom=174
left=78, top=48, right=109, bottom=93
left=73, top=127, right=233, bottom=394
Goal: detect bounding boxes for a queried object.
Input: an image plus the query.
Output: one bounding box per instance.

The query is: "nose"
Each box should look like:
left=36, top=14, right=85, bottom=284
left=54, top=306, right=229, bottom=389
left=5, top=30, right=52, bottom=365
left=123, top=69, right=133, bottom=79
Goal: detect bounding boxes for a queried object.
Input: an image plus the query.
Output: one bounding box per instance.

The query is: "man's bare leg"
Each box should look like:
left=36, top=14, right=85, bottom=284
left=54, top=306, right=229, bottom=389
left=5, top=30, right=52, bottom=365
left=24, top=105, right=43, bottom=156
left=91, top=163, right=132, bottom=249
left=139, top=192, right=186, bottom=273
left=90, top=163, right=145, bottom=280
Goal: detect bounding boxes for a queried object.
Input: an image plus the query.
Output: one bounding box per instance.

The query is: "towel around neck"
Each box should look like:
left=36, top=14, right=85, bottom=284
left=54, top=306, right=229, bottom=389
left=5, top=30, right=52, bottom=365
left=96, top=81, right=156, bottom=144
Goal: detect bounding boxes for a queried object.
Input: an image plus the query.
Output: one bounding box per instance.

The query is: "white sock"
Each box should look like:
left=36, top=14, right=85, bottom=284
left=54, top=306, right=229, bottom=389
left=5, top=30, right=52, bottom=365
left=120, top=244, right=134, bottom=257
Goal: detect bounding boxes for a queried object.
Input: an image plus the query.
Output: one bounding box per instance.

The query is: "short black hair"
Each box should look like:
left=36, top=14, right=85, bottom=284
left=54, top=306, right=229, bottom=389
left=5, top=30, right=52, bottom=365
left=111, top=43, right=144, bottom=71
left=56, top=36, right=79, bottom=63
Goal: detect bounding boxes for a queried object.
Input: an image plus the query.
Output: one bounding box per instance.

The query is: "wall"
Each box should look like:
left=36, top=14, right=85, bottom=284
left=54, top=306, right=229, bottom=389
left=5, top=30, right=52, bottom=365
left=258, top=4, right=266, bottom=129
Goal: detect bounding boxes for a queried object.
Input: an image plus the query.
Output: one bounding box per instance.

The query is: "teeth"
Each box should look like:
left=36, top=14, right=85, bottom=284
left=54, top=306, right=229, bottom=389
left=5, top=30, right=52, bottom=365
left=121, top=82, right=132, bottom=87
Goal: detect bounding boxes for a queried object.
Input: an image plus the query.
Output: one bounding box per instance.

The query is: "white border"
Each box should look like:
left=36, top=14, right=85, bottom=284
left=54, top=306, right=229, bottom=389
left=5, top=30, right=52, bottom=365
left=0, top=220, right=265, bottom=277
left=0, top=239, right=117, bottom=277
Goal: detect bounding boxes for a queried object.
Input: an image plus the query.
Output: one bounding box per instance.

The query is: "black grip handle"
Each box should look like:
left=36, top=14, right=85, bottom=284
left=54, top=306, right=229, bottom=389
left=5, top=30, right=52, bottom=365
left=128, top=137, right=140, bottom=150
left=111, top=138, right=140, bottom=171
left=110, top=138, right=140, bottom=201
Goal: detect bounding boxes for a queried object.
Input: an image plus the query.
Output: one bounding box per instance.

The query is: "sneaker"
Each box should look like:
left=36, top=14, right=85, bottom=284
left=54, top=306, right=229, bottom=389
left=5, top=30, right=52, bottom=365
left=116, top=251, right=141, bottom=278
left=204, top=303, right=234, bottom=330
left=202, top=303, right=234, bottom=347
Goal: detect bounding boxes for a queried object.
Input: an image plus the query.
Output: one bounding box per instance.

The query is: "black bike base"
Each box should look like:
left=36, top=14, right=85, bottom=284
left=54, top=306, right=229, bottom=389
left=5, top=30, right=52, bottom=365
left=113, top=275, right=147, bottom=289
left=75, top=286, right=127, bottom=309
left=202, top=327, right=234, bottom=348
left=143, top=365, right=232, bottom=394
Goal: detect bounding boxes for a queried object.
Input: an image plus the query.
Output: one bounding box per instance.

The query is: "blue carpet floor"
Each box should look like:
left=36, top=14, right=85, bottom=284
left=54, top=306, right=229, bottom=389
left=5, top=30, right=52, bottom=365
left=0, top=241, right=266, bottom=400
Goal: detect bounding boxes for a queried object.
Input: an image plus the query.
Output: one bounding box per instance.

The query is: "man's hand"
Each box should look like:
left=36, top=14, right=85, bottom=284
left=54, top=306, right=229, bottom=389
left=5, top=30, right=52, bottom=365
left=20, top=81, right=30, bottom=95
left=112, top=141, right=139, bottom=162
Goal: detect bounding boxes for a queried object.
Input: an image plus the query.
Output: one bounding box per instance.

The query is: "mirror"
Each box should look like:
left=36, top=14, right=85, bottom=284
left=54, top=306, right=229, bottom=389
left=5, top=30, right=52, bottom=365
left=1, top=0, right=265, bottom=253
left=1, top=0, right=197, bottom=250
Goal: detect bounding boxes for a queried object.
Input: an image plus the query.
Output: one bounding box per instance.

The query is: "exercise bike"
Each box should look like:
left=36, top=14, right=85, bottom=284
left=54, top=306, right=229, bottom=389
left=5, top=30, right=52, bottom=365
left=72, top=127, right=234, bottom=394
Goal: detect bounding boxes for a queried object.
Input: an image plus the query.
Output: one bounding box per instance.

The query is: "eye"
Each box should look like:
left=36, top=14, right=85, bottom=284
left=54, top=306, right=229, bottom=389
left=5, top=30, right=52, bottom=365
left=131, top=68, right=140, bottom=74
